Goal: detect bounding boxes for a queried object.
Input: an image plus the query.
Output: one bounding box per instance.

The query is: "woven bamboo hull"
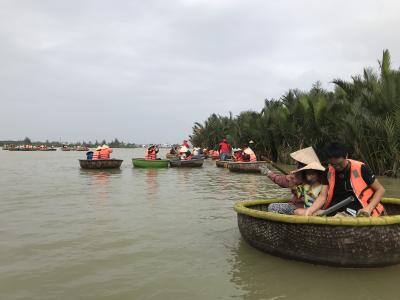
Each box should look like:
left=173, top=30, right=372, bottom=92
left=79, top=159, right=123, bottom=169
left=166, top=153, right=178, bottom=159
left=228, top=161, right=267, bottom=173
left=132, top=158, right=169, bottom=168
left=235, top=199, right=400, bottom=267
left=216, top=160, right=233, bottom=168
left=169, top=159, right=204, bottom=168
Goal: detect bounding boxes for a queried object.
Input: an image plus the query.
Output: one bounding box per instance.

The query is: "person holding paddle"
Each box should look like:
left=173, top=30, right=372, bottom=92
left=261, top=147, right=325, bottom=214
left=306, top=143, right=385, bottom=217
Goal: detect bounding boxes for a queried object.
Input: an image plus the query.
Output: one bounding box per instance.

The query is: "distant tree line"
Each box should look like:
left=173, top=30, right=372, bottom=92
left=0, top=137, right=139, bottom=148
left=190, top=50, right=400, bottom=176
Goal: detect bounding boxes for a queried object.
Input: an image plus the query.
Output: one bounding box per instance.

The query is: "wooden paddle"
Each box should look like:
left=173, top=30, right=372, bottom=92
left=263, top=159, right=289, bottom=175
left=315, top=196, right=355, bottom=216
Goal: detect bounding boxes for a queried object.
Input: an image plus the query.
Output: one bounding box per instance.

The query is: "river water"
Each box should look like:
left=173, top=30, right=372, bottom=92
left=1, top=148, right=400, bottom=300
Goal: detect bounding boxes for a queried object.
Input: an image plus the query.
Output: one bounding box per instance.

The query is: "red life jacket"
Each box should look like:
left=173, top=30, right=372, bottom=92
left=145, top=149, right=157, bottom=160
left=325, top=159, right=384, bottom=216
left=219, top=142, right=231, bottom=154
left=184, top=154, right=193, bottom=160
left=234, top=152, right=243, bottom=161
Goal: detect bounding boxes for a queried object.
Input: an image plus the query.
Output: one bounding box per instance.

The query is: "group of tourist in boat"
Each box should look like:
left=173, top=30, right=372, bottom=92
left=261, top=142, right=385, bottom=217
left=3, top=144, right=57, bottom=151
left=86, top=145, right=113, bottom=160
left=216, top=138, right=257, bottom=162
left=146, top=140, right=198, bottom=161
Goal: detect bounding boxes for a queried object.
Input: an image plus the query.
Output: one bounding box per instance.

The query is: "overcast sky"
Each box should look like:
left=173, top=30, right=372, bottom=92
left=0, top=0, right=399, bottom=143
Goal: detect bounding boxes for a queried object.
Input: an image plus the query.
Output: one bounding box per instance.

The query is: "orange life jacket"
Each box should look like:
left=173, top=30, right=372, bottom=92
left=145, top=149, right=157, bottom=160
left=325, top=159, right=384, bottom=216
left=99, top=149, right=111, bottom=160
left=93, top=150, right=101, bottom=160
left=244, top=148, right=256, bottom=162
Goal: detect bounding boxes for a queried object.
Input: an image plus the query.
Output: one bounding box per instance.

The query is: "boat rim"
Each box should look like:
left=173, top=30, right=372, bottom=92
left=132, top=158, right=169, bottom=162
left=78, top=159, right=123, bottom=162
left=234, top=198, right=400, bottom=226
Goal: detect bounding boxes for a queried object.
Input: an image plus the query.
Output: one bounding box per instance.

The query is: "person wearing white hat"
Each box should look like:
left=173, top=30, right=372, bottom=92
left=290, top=161, right=326, bottom=216
left=233, top=148, right=243, bottom=161
left=262, top=147, right=324, bottom=215
left=92, top=146, right=102, bottom=160
left=99, top=144, right=113, bottom=160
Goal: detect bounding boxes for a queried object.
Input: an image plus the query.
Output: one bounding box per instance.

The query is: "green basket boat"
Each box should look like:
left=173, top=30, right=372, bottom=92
left=132, top=158, right=169, bottom=168
left=234, top=198, right=400, bottom=267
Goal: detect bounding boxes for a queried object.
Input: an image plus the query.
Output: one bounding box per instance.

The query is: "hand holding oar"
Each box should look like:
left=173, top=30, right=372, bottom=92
left=315, top=196, right=355, bottom=216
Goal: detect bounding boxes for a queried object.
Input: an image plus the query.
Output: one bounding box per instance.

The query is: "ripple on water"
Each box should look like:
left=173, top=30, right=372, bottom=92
left=1, top=149, right=400, bottom=300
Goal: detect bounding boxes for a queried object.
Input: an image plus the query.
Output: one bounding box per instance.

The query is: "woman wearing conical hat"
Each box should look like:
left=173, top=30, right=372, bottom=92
left=261, top=147, right=324, bottom=215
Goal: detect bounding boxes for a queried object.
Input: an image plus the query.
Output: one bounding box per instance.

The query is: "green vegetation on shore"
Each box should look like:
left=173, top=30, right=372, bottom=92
left=190, top=50, right=400, bottom=176
left=0, top=137, right=139, bottom=148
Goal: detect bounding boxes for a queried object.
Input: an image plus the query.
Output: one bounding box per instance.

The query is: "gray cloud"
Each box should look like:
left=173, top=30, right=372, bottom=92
left=0, top=0, right=399, bottom=143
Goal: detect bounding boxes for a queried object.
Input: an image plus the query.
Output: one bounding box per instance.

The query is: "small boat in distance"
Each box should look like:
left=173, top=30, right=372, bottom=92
left=227, top=161, right=267, bottom=173
left=169, top=158, right=204, bottom=168
left=132, top=158, right=169, bottom=168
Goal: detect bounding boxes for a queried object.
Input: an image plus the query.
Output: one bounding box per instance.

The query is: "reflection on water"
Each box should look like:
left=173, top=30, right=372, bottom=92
left=144, top=169, right=159, bottom=202
left=230, top=238, right=400, bottom=300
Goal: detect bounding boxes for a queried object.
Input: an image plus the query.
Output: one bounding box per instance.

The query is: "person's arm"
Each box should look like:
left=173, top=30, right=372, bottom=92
left=306, top=185, right=328, bottom=216
left=358, top=179, right=385, bottom=216
left=266, top=171, right=291, bottom=188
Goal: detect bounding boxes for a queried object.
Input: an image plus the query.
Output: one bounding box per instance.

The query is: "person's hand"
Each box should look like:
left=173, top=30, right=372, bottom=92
left=259, top=165, right=271, bottom=175
left=357, top=208, right=371, bottom=217
left=316, top=210, right=325, bottom=216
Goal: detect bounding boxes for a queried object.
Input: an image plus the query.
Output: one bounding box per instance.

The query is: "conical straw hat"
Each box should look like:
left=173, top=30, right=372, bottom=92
left=290, top=147, right=320, bottom=165
left=292, top=161, right=325, bottom=173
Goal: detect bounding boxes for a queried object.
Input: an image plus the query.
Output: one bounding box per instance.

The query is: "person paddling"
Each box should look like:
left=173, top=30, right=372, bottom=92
left=306, top=143, right=385, bottom=217
left=145, top=145, right=158, bottom=160
left=261, top=147, right=323, bottom=214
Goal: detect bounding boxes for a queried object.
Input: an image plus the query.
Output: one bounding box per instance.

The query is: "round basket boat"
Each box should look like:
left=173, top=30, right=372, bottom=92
left=166, top=153, right=178, bottom=159
left=79, top=159, right=123, bottom=169
left=227, top=161, right=267, bottom=173
left=132, top=158, right=169, bottom=168
left=234, top=198, right=400, bottom=267
left=216, top=160, right=233, bottom=168
left=169, top=158, right=204, bottom=168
